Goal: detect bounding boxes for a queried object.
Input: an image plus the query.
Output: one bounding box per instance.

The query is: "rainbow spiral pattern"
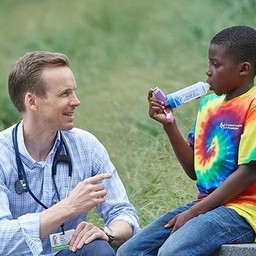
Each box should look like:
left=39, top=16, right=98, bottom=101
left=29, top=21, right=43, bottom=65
left=188, top=86, right=256, bottom=233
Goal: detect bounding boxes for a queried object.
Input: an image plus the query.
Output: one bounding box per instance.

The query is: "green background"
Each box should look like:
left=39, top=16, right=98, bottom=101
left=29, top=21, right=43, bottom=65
left=0, top=0, right=255, bottom=227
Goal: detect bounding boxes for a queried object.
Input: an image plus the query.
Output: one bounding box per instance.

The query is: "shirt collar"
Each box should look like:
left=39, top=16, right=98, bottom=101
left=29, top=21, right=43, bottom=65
left=16, top=121, right=61, bottom=168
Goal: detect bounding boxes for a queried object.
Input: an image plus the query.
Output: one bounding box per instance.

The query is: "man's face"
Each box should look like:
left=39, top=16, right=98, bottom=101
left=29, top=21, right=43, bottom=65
left=35, top=66, right=81, bottom=131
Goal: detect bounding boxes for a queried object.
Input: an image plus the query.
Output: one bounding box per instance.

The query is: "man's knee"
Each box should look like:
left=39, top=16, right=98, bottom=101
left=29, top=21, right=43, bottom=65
left=57, top=239, right=115, bottom=256
left=84, top=239, right=115, bottom=256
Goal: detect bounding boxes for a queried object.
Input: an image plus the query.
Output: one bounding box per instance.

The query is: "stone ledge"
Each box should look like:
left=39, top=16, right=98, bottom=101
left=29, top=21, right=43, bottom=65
left=213, top=244, right=256, bottom=256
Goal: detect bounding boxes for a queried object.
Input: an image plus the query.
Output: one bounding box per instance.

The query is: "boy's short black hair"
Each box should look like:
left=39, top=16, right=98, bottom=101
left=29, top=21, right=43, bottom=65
left=211, top=25, right=256, bottom=69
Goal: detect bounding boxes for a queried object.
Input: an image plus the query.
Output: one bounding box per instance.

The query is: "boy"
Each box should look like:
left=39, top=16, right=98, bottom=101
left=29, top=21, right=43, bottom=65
left=116, top=25, right=256, bottom=255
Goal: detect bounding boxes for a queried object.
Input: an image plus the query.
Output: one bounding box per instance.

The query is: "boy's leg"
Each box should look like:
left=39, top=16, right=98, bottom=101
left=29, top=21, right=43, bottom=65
left=158, top=206, right=255, bottom=256
left=56, top=239, right=115, bottom=256
left=116, top=203, right=194, bottom=256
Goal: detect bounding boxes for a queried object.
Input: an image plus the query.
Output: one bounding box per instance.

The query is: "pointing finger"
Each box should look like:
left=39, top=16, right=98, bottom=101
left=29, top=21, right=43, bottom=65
left=84, top=173, right=112, bottom=185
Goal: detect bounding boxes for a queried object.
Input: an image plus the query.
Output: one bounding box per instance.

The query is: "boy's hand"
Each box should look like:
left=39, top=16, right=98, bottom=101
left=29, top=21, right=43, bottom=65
left=164, top=210, right=195, bottom=234
left=148, top=88, right=174, bottom=124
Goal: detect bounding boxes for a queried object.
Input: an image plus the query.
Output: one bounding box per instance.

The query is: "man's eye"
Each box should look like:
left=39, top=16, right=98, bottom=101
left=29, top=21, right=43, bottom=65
left=61, top=92, right=69, bottom=97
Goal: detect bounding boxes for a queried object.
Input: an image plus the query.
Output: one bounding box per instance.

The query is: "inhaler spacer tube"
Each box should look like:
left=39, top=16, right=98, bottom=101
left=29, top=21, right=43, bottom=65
left=166, top=82, right=209, bottom=108
left=153, top=81, right=209, bottom=122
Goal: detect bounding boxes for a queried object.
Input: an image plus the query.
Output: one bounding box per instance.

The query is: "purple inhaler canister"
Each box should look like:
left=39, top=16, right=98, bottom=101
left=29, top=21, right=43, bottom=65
left=153, top=88, right=174, bottom=122
left=153, top=88, right=170, bottom=106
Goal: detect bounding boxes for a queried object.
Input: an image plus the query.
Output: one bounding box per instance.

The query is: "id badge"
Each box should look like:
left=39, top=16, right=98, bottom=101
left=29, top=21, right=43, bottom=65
left=50, top=229, right=75, bottom=252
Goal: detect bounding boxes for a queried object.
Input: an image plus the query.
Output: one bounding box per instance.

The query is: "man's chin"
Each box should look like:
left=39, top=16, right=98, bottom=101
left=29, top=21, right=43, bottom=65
left=61, top=123, right=74, bottom=131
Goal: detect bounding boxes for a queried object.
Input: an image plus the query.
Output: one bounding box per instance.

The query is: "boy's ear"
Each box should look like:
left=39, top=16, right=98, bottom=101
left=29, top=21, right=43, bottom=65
left=239, top=62, right=251, bottom=75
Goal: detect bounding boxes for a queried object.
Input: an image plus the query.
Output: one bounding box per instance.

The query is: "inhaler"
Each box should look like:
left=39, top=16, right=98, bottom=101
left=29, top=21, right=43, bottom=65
left=153, top=81, right=209, bottom=122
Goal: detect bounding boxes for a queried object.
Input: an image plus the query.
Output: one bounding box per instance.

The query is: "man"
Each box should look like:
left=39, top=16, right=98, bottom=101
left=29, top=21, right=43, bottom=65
left=0, top=51, right=140, bottom=255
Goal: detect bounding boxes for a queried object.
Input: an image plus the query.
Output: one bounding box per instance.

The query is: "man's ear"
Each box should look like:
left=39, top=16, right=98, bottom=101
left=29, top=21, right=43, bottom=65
left=24, top=92, right=37, bottom=110
left=239, top=62, right=251, bottom=75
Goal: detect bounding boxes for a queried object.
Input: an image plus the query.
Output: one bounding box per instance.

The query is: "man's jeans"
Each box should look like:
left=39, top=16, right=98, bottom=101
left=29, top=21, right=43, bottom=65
left=116, top=202, right=255, bottom=256
left=56, top=239, right=115, bottom=256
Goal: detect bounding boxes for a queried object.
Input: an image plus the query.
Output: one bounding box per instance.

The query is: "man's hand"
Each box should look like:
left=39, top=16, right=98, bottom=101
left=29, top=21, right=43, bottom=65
left=63, top=173, right=112, bottom=215
left=68, top=221, right=108, bottom=252
left=40, top=173, right=112, bottom=240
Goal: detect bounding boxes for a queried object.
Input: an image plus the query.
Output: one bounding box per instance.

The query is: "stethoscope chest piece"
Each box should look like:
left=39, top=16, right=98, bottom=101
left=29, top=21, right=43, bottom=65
left=14, top=180, right=24, bottom=195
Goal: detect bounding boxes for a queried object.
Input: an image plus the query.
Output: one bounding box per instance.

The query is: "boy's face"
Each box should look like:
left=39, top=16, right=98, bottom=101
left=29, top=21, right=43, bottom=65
left=206, top=44, right=243, bottom=97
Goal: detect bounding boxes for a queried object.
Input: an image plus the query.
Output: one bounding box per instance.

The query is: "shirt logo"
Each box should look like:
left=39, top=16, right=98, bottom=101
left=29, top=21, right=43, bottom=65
left=219, top=122, right=242, bottom=130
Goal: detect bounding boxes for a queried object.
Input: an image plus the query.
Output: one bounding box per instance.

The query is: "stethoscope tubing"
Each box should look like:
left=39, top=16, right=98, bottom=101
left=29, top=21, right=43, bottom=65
left=52, top=132, right=72, bottom=201
left=12, top=122, right=72, bottom=209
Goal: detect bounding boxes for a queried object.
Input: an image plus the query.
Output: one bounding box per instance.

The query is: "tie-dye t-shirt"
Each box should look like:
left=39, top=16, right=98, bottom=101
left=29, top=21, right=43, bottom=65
left=188, top=86, right=256, bottom=232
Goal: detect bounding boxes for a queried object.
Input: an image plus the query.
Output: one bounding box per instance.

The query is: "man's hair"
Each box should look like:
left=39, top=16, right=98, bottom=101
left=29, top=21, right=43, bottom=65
left=8, top=51, right=70, bottom=113
left=211, top=25, right=256, bottom=70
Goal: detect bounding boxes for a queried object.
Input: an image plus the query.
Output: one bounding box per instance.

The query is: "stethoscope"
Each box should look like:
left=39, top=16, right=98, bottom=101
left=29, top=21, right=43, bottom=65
left=12, top=122, right=73, bottom=209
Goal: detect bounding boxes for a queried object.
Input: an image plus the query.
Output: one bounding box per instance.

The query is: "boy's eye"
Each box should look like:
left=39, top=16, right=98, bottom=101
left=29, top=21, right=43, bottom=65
left=211, top=61, right=219, bottom=68
left=209, top=59, right=220, bottom=68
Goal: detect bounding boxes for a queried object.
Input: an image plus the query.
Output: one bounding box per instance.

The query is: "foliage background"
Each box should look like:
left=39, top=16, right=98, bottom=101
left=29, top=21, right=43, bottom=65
left=0, top=0, right=255, bottom=227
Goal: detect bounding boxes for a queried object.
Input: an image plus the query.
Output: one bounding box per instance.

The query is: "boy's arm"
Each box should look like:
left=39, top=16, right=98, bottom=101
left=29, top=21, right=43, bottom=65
left=148, top=88, right=196, bottom=180
left=165, top=161, right=256, bottom=233
left=163, top=122, right=196, bottom=180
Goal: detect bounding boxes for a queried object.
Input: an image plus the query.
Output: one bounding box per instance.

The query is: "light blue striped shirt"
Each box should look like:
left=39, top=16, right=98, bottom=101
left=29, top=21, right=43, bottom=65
left=0, top=122, right=140, bottom=255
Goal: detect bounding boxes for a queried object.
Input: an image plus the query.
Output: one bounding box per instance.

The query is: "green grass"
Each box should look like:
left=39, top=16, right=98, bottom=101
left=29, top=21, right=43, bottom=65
left=0, top=0, right=256, bottom=228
